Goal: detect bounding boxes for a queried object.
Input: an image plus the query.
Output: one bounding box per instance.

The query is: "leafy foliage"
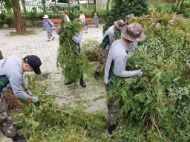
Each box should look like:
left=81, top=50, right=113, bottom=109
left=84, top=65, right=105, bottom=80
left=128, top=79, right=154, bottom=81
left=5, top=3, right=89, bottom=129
left=15, top=75, right=109, bottom=142
left=0, top=0, right=13, bottom=9
left=107, top=11, right=190, bottom=141
left=82, top=40, right=100, bottom=61
left=0, top=13, right=13, bottom=27
left=57, top=22, right=89, bottom=83
left=12, top=10, right=190, bottom=142
left=103, top=0, right=149, bottom=32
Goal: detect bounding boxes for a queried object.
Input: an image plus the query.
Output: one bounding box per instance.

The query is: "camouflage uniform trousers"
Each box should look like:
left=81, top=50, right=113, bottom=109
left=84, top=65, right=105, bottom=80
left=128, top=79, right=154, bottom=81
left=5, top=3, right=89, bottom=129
left=95, top=48, right=109, bottom=72
left=107, top=98, right=121, bottom=126
left=0, top=96, right=16, bottom=138
left=105, top=84, right=121, bottom=126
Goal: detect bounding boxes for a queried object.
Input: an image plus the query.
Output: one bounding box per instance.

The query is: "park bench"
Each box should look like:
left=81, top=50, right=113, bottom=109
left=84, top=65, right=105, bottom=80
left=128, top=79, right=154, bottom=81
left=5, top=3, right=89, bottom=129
left=50, top=18, right=62, bottom=27
left=85, top=18, right=93, bottom=24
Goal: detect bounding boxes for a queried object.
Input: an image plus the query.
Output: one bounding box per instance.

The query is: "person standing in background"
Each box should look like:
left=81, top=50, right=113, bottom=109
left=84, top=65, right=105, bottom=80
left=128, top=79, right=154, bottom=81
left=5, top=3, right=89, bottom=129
left=92, top=13, right=99, bottom=27
left=104, top=23, right=146, bottom=134
left=94, top=19, right=125, bottom=80
left=43, top=15, right=55, bottom=41
left=63, top=10, right=70, bottom=23
left=125, top=13, right=135, bottom=24
left=79, top=11, right=88, bottom=32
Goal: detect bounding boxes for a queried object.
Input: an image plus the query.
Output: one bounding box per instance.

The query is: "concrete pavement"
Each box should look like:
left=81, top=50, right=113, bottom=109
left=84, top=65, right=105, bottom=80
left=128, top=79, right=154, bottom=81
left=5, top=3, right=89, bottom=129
left=0, top=24, right=103, bottom=73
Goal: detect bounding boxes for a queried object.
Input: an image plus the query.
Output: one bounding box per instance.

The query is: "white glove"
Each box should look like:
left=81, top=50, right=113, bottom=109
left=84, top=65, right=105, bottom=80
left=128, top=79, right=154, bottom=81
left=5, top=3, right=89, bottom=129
left=26, top=88, right=33, bottom=96
left=135, top=70, right=143, bottom=78
left=31, top=96, right=39, bottom=103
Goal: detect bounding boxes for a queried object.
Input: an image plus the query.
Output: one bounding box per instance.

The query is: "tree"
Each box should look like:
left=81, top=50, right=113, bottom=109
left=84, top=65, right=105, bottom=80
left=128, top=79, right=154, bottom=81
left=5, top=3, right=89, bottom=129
left=104, top=0, right=149, bottom=32
left=21, top=0, right=27, bottom=14
left=11, top=0, right=26, bottom=33
left=175, top=0, right=185, bottom=11
left=1, top=0, right=26, bottom=33
left=42, top=0, right=46, bottom=14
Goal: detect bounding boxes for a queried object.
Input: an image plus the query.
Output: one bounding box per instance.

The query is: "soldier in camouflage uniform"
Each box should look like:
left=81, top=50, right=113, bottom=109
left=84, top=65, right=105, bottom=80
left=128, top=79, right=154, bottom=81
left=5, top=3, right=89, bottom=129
left=0, top=55, right=42, bottom=142
left=104, top=23, right=146, bottom=134
left=94, top=19, right=125, bottom=80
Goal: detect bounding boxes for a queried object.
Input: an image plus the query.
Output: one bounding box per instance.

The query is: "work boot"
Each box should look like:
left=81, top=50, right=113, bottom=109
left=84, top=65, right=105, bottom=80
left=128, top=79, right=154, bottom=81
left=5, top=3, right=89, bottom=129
left=108, top=124, right=117, bottom=135
left=12, top=133, right=27, bottom=142
left=80, top=76, right=86, bottom=88
left=94, top=71, right=100, bottom=80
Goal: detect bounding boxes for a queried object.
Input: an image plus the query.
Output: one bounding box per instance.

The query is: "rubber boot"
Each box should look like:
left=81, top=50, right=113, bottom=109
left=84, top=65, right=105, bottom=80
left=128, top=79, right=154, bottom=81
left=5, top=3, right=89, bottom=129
left=94, top=71, right=100, bottom=80
left=80, top=76, right=86, bottom=88
left=12, top=133, right=27, bottom=142
left=108, top=124, right=117, bottom=135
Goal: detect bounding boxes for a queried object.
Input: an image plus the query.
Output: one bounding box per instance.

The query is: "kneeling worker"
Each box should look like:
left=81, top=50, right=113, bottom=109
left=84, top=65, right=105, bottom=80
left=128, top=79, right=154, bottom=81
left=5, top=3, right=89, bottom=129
left=0, top=55, right=42, bottom=142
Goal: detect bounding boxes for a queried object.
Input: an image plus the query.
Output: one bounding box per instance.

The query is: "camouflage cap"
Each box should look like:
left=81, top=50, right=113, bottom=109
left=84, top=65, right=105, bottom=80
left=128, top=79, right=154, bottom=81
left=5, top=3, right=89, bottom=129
left=114, top=19, right=125, bottom=30
left=125, top=13, right=135, bottom=23
left=121, top=23, right=146, bottom=42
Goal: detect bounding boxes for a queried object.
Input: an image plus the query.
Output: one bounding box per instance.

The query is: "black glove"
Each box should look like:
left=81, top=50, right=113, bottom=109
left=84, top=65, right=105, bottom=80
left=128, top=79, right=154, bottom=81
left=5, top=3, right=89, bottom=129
left=33, top=101, right=40, bottom=107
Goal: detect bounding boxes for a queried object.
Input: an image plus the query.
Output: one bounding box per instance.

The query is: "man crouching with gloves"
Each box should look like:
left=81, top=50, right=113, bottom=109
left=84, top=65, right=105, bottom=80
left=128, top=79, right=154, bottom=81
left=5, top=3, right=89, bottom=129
left=0, top=55, right=42, bottom=142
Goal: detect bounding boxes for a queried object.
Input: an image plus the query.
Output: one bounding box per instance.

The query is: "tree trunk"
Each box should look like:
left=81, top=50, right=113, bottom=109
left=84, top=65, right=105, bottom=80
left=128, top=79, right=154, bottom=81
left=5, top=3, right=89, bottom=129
left=93, top=0, right=96, bottom=11
left=42, top=0, right=46, bottom=14
left=21, top=0, right=27, bottom=15
left=175, top=0, right=184, bottom=11
left=106, top=0, right=111, bottom=11
left=11, top=0, right=26, bottom=33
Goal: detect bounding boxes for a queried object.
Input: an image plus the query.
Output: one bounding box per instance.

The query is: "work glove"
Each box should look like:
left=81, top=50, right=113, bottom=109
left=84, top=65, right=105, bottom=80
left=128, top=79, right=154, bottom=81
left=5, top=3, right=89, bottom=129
left=31, top=96, right=40, bottom=107
left=135, top=70, right=143, bottom=78
left=31, top=96, right=39, bottom=103
left=26, top=88, right=32, bottom=96
left=33, top=101, right=40, bottom=107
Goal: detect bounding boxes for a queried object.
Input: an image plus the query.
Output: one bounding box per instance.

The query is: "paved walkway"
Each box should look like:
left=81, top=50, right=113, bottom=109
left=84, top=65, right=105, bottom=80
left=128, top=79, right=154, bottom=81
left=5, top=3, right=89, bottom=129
left=0, top=24, right=106, bottom=142
left=0, top=24, right=103, bottom=73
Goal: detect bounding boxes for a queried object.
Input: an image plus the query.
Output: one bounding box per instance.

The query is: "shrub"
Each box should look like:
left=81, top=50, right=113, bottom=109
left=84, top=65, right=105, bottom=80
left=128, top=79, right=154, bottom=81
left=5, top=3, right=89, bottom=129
left=152, top=2, right=174, bottom=13
left=5, top=17, right=13, bottom=25
left=107, top=12, right=190, bottom=141
left=82, top=40, right=100, bottom=61
left=0, top=13, right=6, bottom=21
left=0, top=20, right=4, bottom=27
left=0, top=14, right=13, bottom=27
left=103, top=0, right=149, bottom=32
